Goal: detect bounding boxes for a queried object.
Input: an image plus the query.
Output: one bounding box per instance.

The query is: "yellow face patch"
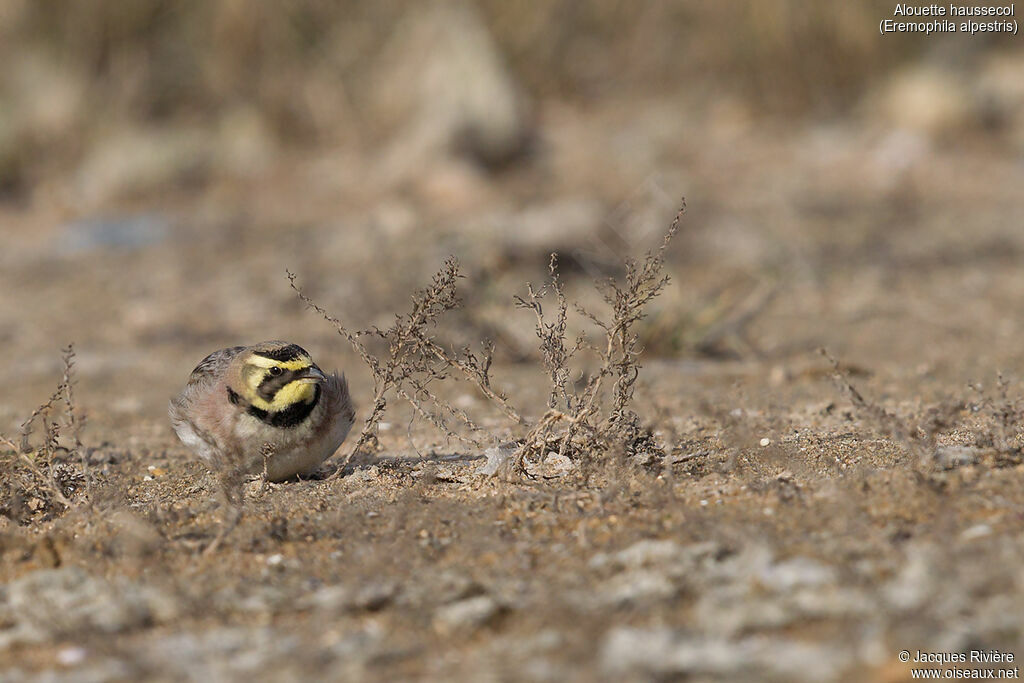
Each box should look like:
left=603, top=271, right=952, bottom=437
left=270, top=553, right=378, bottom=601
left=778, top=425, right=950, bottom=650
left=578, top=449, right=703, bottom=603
left=241, top=351, right=319, bottom=413
left=248, top=379, right=318, bottom=412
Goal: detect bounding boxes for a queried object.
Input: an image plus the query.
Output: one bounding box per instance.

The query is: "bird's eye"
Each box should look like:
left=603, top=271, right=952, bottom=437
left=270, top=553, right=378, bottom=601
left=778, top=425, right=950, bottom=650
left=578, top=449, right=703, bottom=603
left=268, top=366, right=283, bottom=377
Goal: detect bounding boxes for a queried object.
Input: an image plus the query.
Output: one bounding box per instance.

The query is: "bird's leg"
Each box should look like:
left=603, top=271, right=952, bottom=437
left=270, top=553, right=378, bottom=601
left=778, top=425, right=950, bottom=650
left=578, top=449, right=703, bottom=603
left=204, top=467, right=244, bottom=556
left=260, top=442, right=277, bottom=493
left=204, top=500, right=241, bottom=556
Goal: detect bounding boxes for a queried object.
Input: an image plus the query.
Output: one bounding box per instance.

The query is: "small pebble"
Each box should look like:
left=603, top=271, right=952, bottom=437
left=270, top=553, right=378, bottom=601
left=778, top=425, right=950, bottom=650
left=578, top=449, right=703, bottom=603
left=266, top=554, right=284, bottom=566
left=57, top=647, right=87, bottom=666
left=960, top=524, right=992, bottom=540
left=434, top=596, right=501, bottom=634
left=759, top=438, right=771, bottom=447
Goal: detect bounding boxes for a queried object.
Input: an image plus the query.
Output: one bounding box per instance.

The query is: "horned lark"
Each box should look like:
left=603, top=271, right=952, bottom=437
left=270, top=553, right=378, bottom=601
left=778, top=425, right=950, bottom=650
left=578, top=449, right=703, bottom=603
left=169, top=341, right=355, bottom=482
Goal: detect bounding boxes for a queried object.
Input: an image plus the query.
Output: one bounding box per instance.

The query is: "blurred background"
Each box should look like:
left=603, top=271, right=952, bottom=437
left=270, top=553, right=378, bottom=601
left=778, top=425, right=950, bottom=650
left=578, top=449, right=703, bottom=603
left=4, top=5, right=1024, bottom=680
left=1, top=0, right=1023, bottom=418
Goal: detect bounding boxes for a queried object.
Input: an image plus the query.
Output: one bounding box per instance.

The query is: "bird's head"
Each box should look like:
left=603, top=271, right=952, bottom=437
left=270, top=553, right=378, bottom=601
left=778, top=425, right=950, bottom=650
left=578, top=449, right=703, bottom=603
left=231, top=341, right=326, bottom=413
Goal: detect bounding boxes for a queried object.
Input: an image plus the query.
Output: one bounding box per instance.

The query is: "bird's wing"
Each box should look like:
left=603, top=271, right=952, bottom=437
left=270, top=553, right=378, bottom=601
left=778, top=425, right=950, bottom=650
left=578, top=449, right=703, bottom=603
left=326, top=372, right=356, bottom=424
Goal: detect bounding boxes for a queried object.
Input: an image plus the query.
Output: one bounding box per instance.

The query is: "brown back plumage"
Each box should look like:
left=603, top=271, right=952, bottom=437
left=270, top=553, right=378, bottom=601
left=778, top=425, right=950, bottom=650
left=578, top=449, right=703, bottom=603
left=186, top=346, right=246, bottom=386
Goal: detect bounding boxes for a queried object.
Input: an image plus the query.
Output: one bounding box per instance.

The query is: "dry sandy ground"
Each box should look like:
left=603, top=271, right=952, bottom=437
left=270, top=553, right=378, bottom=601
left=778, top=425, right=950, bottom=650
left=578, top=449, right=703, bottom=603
left=2, top=100, right=1024, bottom=682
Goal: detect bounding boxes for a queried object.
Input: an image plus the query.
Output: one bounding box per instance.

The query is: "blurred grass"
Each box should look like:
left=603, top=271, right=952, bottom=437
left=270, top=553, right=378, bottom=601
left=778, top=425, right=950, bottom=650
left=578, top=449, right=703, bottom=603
left=2, top=0, right=918, bottom=127
left=482, top=1, right=912, bottom=113
left=0, top=0, right=972, bottom=197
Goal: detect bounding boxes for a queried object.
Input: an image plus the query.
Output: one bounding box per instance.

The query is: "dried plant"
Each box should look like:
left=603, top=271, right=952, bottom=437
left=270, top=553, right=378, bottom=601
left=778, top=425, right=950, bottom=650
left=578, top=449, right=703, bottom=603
left=967, top=374, right=1024, bottom=466
left=1, top=344, right=89, bottom=523
left=504, top=200, right=686, bottom=478
left=289, top=258, right=520, bottom=472
left=820, top=348, right=909, bottom=444
left=821, top=348, right=964, bottom=464
left=289, top=199, right=686, bottom=481
left=823, top=349, right=1024, bottom=471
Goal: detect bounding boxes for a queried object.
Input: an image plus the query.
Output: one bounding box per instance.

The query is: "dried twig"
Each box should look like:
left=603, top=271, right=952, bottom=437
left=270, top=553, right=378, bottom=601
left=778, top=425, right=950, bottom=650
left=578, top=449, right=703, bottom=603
left=968, top=374, right=1024, bottom=461
left=289, top=198, right=687, bottom=482
left=821, top=347, right=964, bottom=463
left=504, top=199, right=687, bottom=479
left=289, top=258, right=519, bottom=471
left=1, top=344, right=89, bottom=522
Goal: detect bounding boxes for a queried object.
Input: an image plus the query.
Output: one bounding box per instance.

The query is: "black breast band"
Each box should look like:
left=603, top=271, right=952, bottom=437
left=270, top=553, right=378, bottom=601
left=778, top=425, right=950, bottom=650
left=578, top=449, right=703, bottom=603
left=227, top=385, right=321, bottom=429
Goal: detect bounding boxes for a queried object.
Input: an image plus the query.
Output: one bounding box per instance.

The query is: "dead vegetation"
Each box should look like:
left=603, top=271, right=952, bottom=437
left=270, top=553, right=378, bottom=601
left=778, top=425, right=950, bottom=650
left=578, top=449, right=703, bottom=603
left=967, top=374, right=1024, bottom=467
left=0, top=345, right=90, bottom=524
left=505, top=202, right=684, bottom=478
left=823, top=348, right=1024, bottom=470
left=288, top=258, right=521, bottom=470
left=289, top=200, right=686, bottom=480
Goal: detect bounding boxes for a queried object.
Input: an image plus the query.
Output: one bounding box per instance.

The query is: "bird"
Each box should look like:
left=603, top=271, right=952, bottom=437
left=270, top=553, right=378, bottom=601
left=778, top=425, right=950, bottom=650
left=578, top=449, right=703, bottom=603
left=169, top=341, right=355, bottom=485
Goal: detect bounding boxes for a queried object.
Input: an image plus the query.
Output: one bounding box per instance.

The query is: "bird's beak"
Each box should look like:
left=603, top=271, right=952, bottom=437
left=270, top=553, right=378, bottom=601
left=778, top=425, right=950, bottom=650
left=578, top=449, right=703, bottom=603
left=295, top=366, right=327, bottom=384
